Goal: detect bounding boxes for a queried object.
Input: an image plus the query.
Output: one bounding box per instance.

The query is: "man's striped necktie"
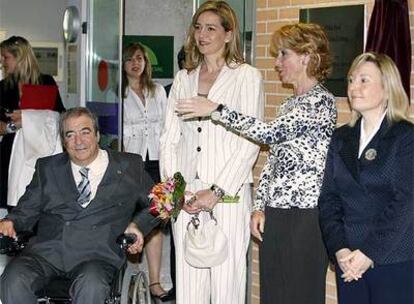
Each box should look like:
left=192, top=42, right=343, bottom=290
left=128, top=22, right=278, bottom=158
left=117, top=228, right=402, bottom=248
left=77, top=167, right=91, bottom=208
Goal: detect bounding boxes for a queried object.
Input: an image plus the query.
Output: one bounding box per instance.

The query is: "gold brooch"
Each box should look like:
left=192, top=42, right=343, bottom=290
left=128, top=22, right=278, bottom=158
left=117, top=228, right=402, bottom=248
left=365, top=148, right=377, bottom=161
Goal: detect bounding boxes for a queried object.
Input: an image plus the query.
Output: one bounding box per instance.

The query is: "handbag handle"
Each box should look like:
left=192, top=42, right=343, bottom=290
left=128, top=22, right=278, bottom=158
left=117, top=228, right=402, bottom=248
left=187, top=210, right=217, bottom=231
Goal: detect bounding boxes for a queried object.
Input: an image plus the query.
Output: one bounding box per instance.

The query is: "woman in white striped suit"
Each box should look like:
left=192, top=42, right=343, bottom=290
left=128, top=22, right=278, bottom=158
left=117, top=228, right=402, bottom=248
left=159, top=1, right=263, bottom=303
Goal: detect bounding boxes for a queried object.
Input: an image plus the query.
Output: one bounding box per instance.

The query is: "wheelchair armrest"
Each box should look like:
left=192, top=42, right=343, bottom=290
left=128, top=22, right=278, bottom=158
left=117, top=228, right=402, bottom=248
left=0, top=231, right=33, bottom=255
left=116, top=233, right=137, bottom=250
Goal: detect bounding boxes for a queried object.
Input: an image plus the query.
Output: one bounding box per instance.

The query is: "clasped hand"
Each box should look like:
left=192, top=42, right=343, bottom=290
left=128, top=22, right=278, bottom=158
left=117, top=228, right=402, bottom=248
left=336, top=248, right=373, bottom=282
left=182, top=189, right=220, bottom=214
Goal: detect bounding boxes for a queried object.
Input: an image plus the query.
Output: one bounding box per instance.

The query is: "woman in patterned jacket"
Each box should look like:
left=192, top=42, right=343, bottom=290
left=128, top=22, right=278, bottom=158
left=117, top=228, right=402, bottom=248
left=176, top=23, right=337, bottom=304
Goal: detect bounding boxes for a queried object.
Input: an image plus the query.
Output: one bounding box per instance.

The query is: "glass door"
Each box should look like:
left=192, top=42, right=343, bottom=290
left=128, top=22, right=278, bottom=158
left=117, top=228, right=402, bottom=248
left=86, top=0, right=123, bottom=150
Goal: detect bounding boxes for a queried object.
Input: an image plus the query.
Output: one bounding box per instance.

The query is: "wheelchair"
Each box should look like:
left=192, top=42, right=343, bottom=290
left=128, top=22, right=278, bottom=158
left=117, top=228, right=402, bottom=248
left=0, top=232, right=151, bottom=304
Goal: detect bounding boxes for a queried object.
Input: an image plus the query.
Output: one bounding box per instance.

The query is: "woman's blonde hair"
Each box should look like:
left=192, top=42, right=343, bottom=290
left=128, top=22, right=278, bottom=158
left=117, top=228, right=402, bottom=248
left=347, top=52, right=412, bottom=126
left=184, top=0, right=244, bottom=72
left=270, top=23, right=332, bottom=81
left=0, top=36, right=40, bottom=87
left=122, top=42, right=155, bottom=98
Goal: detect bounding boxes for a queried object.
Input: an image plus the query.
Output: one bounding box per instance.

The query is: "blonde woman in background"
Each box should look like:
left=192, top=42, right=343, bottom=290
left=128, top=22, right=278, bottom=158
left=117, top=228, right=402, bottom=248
left=0, top=36, right=65, bottom=210
left=176, top=23, right=336, bottom=304
left=122, top=43, right=170, bottom=301
left=319, top=52, right=413, bottom=304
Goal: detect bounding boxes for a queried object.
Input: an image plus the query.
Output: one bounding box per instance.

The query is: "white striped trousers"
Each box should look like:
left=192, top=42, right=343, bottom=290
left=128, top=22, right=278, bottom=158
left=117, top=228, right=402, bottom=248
left=172, top=180, right=252, bottom=304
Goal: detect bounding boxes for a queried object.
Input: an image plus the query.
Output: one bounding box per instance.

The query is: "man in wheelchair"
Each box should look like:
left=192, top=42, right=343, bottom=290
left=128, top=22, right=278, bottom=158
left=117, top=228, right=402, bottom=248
left=0, top=107, right=159, bottom=304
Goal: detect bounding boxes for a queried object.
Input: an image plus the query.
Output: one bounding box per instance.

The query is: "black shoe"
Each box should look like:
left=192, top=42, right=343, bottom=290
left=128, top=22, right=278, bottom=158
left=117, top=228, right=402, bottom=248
left=164, top=287, right=175, bottom=302
left=149, top=282, right=169, bottom=302
left=160, top=288, right=175, bottom=302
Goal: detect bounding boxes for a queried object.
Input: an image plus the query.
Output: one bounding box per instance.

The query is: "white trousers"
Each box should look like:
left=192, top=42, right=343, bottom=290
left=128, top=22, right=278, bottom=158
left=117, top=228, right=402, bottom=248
left=173, top=180, right=252, bottom=304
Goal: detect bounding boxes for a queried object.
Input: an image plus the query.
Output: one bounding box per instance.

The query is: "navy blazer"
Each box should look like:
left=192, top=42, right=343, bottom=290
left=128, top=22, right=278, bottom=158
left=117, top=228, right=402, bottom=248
left=7, top=150, right=159, bottom=271
left=319, top=118, right=414, bottom=265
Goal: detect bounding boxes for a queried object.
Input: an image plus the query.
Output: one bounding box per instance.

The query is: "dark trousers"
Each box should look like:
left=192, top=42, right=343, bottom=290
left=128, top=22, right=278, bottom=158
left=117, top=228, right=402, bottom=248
left=259, top=207, right=328, bottom=304
left=0, top=253, right=117, bottom=304
left=144, top=155, right=161, bottom=184
left=336, top=260, right=414, bottom=304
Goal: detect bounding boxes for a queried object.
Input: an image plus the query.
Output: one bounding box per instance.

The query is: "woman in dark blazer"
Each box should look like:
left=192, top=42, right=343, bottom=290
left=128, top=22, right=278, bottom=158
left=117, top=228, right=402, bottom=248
left=319, top=52, right=413, bottom=304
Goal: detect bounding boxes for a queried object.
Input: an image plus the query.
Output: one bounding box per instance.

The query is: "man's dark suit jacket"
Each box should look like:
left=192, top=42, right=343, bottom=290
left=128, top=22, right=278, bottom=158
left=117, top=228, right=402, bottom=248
left=319, top=118, right=414, bottom=265
left=7, top=150, right=159, bottom=271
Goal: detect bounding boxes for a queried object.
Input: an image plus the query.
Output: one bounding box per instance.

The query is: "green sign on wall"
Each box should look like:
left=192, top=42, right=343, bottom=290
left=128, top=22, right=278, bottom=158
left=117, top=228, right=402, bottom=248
left=123, top=35, right=174, bottom=79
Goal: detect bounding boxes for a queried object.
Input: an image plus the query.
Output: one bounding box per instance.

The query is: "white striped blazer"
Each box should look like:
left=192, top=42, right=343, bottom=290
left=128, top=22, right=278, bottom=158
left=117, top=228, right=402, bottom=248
left=160, top=63, right=264, bottom=196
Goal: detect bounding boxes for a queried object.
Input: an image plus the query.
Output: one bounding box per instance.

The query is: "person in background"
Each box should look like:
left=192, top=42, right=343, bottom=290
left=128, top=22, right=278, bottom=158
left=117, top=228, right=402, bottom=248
left=164, top=46, right=186, bottom=97
left=0, top=36, right=65, bottom=210
left=176, top=23, right=336, bottom=304
left=319, top=52, right=413, bottom=304
left=0, top=107, right=159, bottom=304
left=121, top=42, right=170, bottom=301
left=160, top=1, right=264, bottom=303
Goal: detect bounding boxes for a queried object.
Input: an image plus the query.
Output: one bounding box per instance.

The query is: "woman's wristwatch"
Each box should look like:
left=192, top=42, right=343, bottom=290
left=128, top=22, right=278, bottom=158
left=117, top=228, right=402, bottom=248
left=210, top=184, right=225, bottom=199
left=210, top=104, right=224, bottom=121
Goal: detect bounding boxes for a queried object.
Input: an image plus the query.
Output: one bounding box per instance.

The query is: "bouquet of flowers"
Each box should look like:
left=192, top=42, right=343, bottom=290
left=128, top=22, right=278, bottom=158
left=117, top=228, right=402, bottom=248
left=148, top=172, right=186, bottom=221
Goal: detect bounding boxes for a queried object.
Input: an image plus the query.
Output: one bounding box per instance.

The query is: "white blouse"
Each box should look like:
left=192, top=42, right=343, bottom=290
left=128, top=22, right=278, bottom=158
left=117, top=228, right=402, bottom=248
left=358, top=111, right=387, bottom=158
left=123, top=83, right=167, bottom=160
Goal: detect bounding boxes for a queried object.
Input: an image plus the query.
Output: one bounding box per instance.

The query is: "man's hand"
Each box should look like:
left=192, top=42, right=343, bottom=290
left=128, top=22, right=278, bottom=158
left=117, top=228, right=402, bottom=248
left=0, top=219, right=16, bottom=238
left=250, top=211, right=265, bottom=242
left=124, top=222, right=144, bottom=255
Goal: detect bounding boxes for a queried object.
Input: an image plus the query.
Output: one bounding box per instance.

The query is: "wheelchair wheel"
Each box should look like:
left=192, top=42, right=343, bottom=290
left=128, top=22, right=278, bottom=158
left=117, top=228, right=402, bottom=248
left=120, top=262, right=151, bottom=304
left=131, top=271, right=151, bottom=304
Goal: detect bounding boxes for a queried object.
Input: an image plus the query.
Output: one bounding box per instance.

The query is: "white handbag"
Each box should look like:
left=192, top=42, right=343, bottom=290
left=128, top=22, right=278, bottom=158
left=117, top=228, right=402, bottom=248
left=184, top=211, right=228, bottom=268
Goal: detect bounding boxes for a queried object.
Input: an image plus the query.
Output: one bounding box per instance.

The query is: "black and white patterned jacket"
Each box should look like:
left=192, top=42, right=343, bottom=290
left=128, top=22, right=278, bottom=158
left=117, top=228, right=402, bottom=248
left=217, top=83, right=337, bottom=210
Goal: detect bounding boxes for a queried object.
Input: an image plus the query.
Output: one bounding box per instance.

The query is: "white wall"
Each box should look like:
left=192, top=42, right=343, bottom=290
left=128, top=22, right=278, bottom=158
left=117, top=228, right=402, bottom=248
left=125, top=0, right=193, bottom=85
left=0, top=0, right=67, bottom=41
left=0, top=0, right=68, bottom=105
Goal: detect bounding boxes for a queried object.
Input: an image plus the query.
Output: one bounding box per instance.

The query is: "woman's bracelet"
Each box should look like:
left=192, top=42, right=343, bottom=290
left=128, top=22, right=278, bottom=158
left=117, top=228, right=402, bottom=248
left=5, top=122, right=17, bottom=134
